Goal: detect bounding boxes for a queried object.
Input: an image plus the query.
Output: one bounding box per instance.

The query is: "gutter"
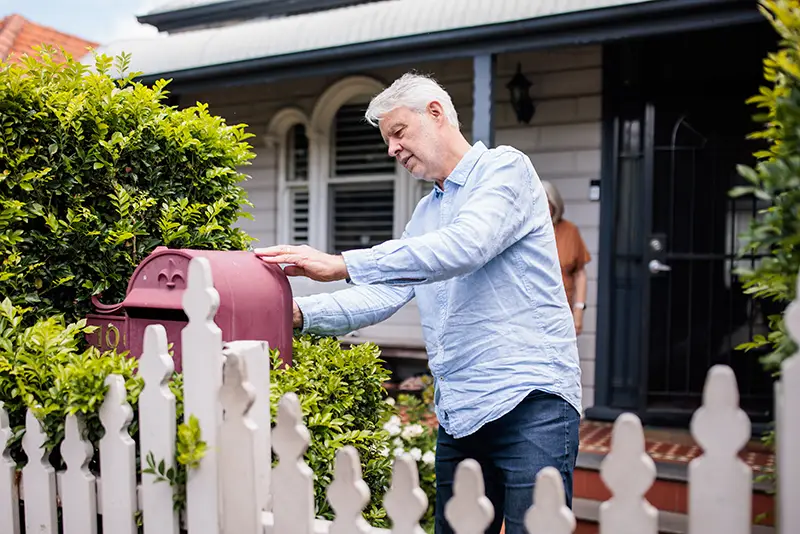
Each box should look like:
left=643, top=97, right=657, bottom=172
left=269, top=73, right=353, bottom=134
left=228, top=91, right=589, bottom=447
left=138, top=0, right=763, bottom=92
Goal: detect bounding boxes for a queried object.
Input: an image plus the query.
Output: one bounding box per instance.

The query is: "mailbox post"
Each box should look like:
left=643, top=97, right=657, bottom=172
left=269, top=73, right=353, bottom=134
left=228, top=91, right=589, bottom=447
left=86, top=247, right=293, bottom=371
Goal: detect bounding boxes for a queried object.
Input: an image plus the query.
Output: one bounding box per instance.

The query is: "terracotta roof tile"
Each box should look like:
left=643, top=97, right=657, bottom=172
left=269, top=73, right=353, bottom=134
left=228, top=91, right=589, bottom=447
left=0, top=14, right=98, bottom=64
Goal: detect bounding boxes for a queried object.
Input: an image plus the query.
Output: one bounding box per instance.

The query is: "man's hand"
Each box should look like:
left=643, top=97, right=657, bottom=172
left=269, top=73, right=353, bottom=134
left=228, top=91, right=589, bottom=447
left=293, top=300, right=303, bottom=329
left=254, top=245, right=349, bottom=282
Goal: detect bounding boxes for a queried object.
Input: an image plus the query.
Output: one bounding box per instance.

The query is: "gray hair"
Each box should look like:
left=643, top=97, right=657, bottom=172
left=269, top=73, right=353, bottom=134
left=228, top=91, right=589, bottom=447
left=542, top=180, right=565, bottom=224
left=365, top=72, right=459, bottom=128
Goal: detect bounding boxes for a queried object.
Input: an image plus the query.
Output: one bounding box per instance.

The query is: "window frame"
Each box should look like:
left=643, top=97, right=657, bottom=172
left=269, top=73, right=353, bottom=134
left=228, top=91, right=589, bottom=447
left=271, top=77, right=421, bottom=252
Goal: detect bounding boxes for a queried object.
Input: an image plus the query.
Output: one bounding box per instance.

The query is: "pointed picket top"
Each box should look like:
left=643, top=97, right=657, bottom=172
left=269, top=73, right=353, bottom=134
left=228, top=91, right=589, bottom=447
left=777, top=275, right=800, bottom=534
left=99, top=374, right=137, bottom=534
left=599, top=413, right=657, bottom=534
left=385, top=455, right=428, bottom=534
left=22, top=409, right=58, bottom=534
left=329, top=446, right=371, bottom=534
left=524, top=467, right=576, bottom=534
left=183, top=256, right=220, bottom=324
left=219, top=350, right=261, bottom=534
left=182, top=256, right=224, bottom=534
left=0, top=404, right=20, bottom=534
left=139, top=324, right=179, bottom=534
left=691, top=365, right=751, bottom=457
left=59, top=414, right=97, bottom=534
left=273, top=392, right=314, bottom=534
left=689, top=364, right=751, bottom=534
left=444, top=459, right=493, bottom=534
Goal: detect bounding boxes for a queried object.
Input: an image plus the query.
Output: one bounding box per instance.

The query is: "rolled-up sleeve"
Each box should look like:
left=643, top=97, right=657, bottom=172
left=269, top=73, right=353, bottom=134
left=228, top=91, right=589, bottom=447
left=342, top=151, right=538, bottom=286
left=294, top=284, right=414, bottom=336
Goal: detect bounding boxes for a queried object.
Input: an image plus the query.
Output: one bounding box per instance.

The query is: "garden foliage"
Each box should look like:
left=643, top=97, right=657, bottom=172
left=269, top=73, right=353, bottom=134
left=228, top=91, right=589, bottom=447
left=0, top=47, right=255, bottom=324
left=732, top=0, right=800, bottom=372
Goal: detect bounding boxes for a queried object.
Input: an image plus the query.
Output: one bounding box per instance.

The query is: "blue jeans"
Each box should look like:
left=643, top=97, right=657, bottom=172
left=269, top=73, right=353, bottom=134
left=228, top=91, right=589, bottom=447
left=434, top=390, right=580, bottom=534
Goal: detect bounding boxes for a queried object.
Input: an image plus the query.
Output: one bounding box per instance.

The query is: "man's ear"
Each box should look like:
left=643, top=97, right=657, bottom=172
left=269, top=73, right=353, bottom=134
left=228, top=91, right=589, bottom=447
left=427, top=101, right=446, bottom=124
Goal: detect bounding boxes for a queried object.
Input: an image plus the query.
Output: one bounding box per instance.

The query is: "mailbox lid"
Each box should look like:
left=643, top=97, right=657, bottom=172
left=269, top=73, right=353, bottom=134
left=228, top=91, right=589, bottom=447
left=124, top=247, right=293, bottom=363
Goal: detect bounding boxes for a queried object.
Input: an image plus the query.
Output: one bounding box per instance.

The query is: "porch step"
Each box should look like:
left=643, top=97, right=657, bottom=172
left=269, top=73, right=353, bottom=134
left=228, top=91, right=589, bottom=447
left=572, top=420, right=776, bottom=534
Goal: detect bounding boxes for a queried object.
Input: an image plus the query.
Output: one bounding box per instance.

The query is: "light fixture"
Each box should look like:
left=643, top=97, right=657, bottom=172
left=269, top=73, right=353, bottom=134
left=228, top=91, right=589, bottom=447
left=507, top=63, right=535, bottom=124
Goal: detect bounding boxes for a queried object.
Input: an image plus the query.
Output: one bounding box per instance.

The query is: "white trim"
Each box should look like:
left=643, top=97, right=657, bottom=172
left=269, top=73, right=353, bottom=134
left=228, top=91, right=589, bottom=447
left=265, top=107, right=311, bottom=245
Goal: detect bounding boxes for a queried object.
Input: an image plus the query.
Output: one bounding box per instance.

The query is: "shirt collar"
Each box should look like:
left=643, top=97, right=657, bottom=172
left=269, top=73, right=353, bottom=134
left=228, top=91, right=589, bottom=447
left=434, top=141, right=487, bottom=192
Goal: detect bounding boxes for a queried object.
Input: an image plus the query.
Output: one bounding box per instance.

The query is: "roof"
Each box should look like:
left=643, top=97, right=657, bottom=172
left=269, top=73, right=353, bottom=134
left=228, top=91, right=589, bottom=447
left=95, top=0, right=658, bottom=77
left=145, top=0, right=232, bottom=15
left=0, top=14, right=98, bottom=64
left=139, top=0, right=387, bottom=33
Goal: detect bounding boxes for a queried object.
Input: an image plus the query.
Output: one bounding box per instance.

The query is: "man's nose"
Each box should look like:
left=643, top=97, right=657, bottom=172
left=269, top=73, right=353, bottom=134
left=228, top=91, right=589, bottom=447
left=388, top=141, right=401, bottom=158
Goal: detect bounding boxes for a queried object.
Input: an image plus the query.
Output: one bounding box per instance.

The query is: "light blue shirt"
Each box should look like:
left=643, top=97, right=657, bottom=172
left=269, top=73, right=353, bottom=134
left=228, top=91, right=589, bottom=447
left=295, top=142, right=582, bottom=439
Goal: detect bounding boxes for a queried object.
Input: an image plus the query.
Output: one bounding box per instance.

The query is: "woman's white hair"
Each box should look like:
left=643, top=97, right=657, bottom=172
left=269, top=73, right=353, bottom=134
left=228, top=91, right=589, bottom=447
left=542, top=180, right=565, bottom=224
left=365, top=72, right=460, bottom=128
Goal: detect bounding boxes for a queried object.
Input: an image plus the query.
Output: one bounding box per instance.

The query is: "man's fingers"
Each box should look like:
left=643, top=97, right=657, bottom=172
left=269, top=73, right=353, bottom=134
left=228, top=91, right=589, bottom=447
left=283, top=265, right=306, bottom=277
left=257, top=253, right=302, bottom=265
left=254, top=245, right=297, bottom=257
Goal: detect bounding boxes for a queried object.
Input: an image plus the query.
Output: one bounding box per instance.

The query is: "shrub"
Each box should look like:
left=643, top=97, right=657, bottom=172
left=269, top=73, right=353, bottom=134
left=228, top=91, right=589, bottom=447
left=0, top=47, right=255, bottom=325
left=270, top=336, right=395, bottom=527
left=732, top=0, right=800, bottom=375
left=0, top=297, right=142, bottom=464
left=730, top=0, right=800, bottom=500
left=0, top=297, right=200, bottom=514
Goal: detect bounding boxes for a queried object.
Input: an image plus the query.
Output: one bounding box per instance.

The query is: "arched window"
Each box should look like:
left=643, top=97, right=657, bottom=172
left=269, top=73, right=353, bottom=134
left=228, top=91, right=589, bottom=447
left=328, top=102, right=395, bottom=254
left=266, top=107, right=311, bottom=246
left=286, top=123, right=309, bottom=244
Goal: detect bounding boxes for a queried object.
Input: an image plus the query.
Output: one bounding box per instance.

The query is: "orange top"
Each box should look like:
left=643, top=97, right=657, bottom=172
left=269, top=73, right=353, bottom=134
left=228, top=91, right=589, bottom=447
left=553, top=219, right=591, bottom=307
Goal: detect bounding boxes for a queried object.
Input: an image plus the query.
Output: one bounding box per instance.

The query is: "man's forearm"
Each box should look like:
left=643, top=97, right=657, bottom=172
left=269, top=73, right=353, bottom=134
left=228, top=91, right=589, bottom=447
left=294, top=284, right=414, bottom=336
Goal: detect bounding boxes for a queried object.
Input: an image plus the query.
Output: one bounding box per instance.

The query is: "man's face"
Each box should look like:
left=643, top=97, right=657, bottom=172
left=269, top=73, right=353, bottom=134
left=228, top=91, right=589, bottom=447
left=379, top=105, right=444, bottom=182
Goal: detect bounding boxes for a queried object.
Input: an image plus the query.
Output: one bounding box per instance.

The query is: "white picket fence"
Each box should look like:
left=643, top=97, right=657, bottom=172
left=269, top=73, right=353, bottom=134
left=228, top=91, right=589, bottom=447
left=0, top=256, right=798, bottom=534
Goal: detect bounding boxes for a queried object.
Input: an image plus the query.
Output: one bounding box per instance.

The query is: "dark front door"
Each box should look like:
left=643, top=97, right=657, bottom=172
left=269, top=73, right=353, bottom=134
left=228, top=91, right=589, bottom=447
left=592, top=24, right=780, bottom=427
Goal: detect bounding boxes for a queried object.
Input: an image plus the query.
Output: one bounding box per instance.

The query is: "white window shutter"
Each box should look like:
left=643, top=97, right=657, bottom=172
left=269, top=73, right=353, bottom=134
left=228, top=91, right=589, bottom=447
left=329, top=182, right=394, bottom=254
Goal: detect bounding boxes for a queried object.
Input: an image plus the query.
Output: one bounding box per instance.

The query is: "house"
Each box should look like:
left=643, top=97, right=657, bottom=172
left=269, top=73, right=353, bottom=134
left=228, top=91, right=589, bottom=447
left=91, top=0, right=777, bottom=431
left=0, top=13, right=97, bottom=63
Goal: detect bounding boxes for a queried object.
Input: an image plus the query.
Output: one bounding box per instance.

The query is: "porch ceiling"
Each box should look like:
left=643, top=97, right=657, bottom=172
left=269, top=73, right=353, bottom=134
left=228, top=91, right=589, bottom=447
left=93, top=0, right=762, bottom=91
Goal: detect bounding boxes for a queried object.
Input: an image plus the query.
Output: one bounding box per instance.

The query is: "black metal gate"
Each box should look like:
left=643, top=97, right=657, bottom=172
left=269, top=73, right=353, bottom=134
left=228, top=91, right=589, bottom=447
left=593, top=25, right=780, bottom=427
left=642, top=107, right=775, bottom=422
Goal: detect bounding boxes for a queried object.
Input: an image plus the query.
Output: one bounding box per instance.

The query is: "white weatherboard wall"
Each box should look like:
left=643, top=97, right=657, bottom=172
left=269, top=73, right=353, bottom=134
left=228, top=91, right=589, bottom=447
left=186, top=45, right=602, bottom=409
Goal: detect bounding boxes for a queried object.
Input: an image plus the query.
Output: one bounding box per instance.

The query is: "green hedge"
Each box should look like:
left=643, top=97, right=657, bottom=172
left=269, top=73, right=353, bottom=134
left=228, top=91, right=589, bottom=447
left=0, top=47, right=254, bottom=324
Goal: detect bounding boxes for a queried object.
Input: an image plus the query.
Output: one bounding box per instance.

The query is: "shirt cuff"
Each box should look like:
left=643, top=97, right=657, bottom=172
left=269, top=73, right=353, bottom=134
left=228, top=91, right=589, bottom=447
left=294, top=296, right=314, bottom=333
left=341, top=248, right=384, bottom=285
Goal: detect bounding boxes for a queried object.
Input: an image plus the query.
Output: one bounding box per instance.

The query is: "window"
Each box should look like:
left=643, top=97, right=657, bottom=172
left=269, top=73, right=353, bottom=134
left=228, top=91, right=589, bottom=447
left=329, top=182, right=395, bottom=254
left=327, top=103, right=396, bottom=254
left=332, top=104, right=395, bottom=176
left=286, top=124, right=309, bottom=244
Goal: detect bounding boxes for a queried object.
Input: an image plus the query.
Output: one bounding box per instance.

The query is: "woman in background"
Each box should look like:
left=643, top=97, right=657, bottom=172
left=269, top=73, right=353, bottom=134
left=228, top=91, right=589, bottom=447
left=542, top=180, right=591, bottom=335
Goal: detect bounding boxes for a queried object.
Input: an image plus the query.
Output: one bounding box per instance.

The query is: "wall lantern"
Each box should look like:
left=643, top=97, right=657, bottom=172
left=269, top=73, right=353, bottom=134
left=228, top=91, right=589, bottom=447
left=507, top=63, right=535, bottom=124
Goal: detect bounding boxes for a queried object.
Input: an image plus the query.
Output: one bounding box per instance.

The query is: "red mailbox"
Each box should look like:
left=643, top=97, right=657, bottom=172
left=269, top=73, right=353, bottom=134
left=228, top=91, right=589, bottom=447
left=86, top=247, right=293, bottom=371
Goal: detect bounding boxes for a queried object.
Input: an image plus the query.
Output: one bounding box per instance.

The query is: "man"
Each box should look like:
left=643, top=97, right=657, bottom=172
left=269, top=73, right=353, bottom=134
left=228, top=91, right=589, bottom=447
left=255, top=72, right=581, bottom=534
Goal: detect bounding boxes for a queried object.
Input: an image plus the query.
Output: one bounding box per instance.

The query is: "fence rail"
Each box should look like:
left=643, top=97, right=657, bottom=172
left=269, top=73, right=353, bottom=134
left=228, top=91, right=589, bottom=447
left=1, top=256, right=798, bottom=534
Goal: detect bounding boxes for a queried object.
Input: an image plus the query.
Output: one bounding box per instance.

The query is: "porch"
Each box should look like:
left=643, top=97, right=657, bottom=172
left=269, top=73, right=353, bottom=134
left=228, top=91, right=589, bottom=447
left=91, top=0, right=778, bottom=430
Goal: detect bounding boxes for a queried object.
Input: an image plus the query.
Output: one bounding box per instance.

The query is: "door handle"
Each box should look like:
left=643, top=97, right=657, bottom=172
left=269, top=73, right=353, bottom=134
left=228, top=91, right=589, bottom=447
left=648, top=259, right=672, bottom=274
